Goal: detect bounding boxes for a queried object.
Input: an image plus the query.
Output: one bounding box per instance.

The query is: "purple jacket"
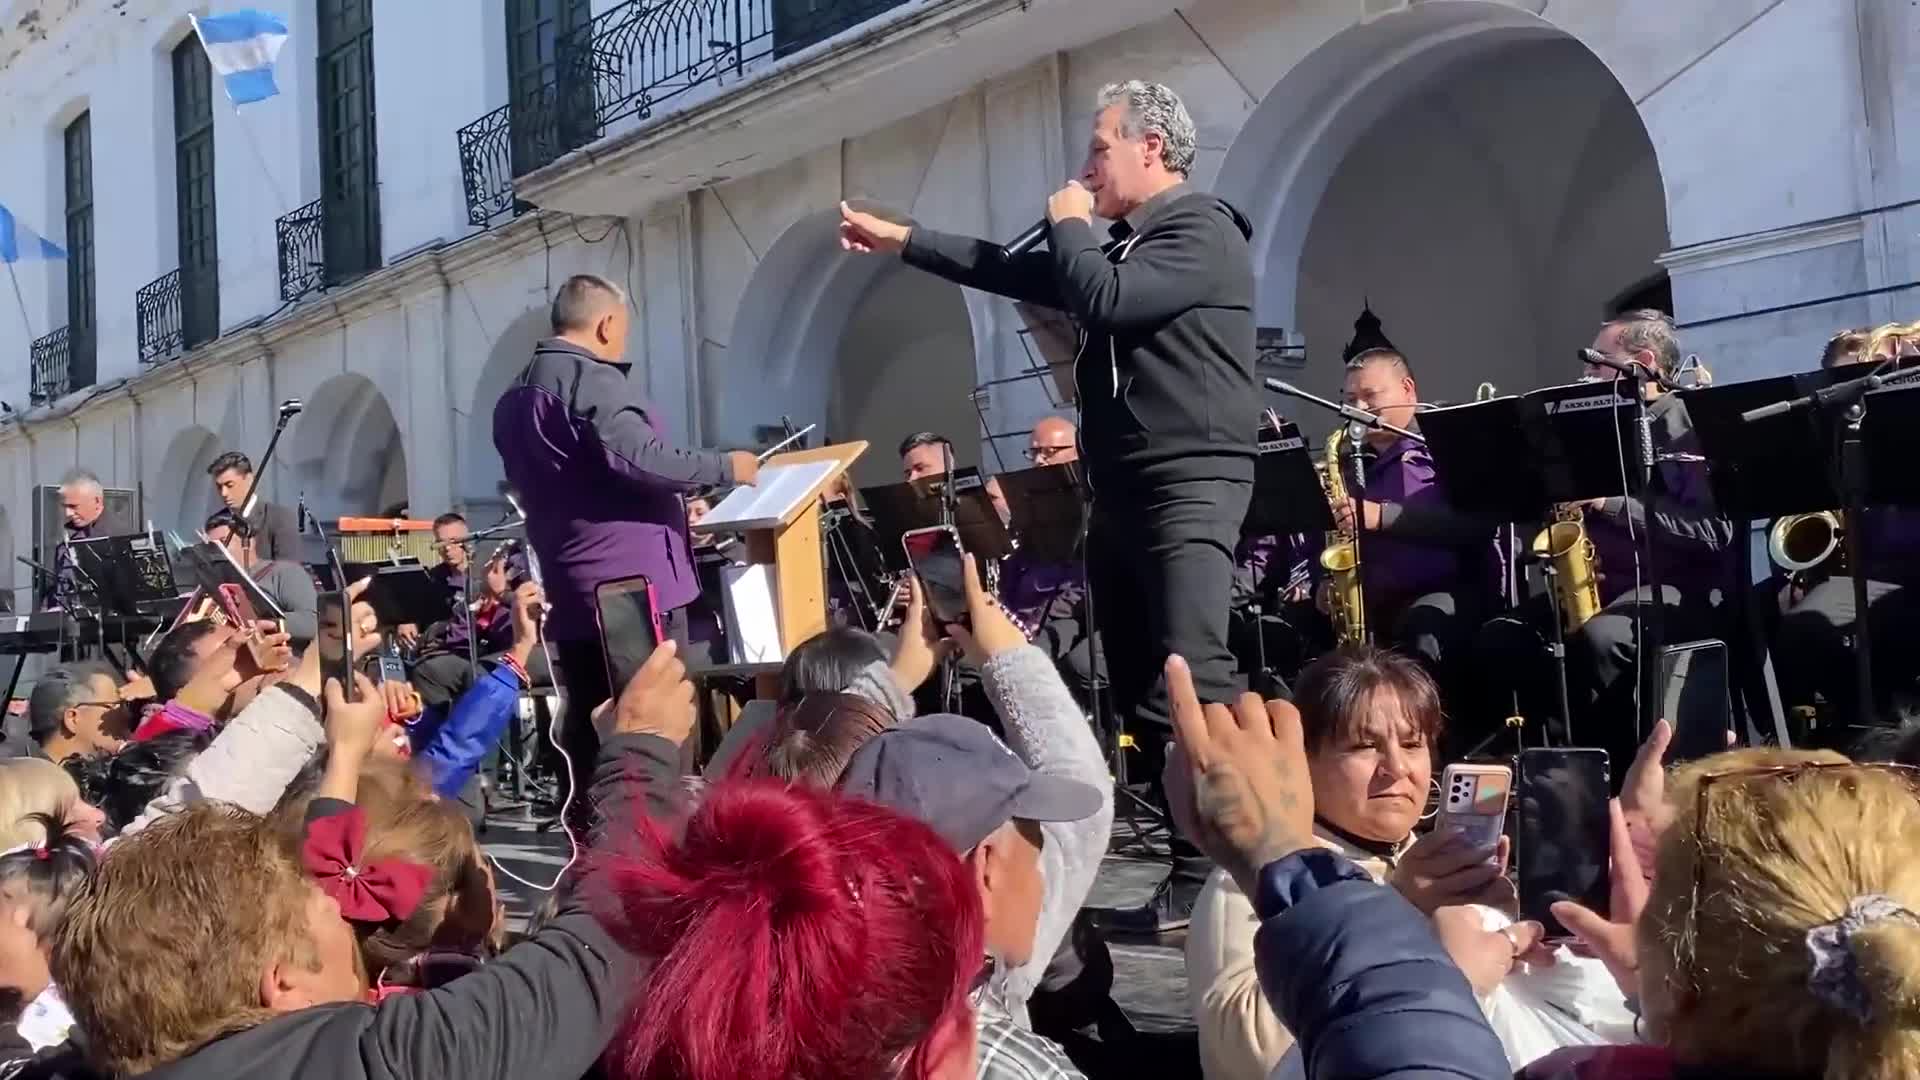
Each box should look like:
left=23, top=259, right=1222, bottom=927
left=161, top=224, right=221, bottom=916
left=1859, top=507, right=1920, bottom=584
left=998, top=550, right=1084, bottom=630
left=493, top=339, right=731, bottom=641
left=1359, top=435, right=1493, bottom=618
left=1584, top=394, right=1733, bottom=605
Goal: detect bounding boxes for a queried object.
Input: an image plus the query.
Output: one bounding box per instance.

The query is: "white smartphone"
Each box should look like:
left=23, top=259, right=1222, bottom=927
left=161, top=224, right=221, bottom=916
left=1436, top=763, right=1512, bottom=854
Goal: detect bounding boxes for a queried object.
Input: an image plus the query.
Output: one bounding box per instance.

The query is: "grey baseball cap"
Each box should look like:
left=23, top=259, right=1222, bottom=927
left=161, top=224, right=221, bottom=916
left=838, top=714, right=1104, bottom=854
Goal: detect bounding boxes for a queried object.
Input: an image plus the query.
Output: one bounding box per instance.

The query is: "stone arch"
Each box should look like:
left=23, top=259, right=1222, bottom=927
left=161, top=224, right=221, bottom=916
left=1215, top=1, right=1669, bottom=415
left=721, top=210, right=980, bottom=484
left=462, top=306, right=550, bottom=514
left=285, top=374, right=408, bottom=520
left=153, top=425, right=224, bottom=533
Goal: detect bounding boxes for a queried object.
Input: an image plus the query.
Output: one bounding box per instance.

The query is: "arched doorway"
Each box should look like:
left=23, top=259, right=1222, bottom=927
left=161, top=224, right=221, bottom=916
left=154, top=425, right=223, bottom=533
left=722, top=211, right=980, bottom=485
left=286, top=374, right=409, bottom=520
left=1216, top=3, right=1668, bottom=425
left=464, top=307, right=550, bottom=514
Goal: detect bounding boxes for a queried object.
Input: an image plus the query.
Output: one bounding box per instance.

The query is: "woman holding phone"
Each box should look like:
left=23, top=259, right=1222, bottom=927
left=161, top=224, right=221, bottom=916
left=1186, top=644, right=1617, bottom=1079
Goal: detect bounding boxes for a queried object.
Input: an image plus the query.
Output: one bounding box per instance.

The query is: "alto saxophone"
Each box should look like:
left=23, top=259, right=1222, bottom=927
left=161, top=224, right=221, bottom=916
left=1531, top=503, right=1602, bottom=634
left=1319, top=425, right=1366, bottom=647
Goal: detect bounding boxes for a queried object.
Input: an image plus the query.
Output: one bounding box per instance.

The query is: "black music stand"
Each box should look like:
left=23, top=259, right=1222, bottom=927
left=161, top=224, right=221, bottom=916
left=1683, top=375, right=1851, bottom=746
left=1245, top=423, right=1333, bottom=539
left=861, top=467, right=1015, bottom=566
left=1423, top=382, right=1641, bottom=746
left=995, top=463, right=1085, bottom=564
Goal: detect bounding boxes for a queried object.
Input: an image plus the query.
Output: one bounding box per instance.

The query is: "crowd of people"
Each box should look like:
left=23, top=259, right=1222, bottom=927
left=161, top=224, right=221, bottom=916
left=7, top=75, right=1920, bottom=1080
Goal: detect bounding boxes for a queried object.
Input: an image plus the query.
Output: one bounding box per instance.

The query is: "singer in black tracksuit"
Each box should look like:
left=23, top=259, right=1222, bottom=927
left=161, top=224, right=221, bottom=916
left=901, top=183, right=1257, bottom=777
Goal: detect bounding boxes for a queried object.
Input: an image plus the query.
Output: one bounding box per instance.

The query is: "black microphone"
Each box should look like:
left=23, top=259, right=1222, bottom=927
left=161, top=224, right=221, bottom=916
left=1001, top=219, right=1051, bottom=259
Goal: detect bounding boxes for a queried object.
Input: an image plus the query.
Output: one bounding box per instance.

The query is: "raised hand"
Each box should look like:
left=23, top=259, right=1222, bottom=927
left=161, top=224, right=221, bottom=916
left=838, top=201, right=911, bottom=255
left=592, top=639, right=695, bottom=746
left=888, top=577, right=946, bottom=694
left=944, top=554, right=1024, bottom=666
left=1161, top=654, right=1316, bottom=898
left=1550, top=800, right=1649, bottom=997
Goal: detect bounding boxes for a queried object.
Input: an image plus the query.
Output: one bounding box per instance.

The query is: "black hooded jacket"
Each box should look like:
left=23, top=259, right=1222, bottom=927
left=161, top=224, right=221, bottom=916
left=903, top=185, right=1257, bottom=493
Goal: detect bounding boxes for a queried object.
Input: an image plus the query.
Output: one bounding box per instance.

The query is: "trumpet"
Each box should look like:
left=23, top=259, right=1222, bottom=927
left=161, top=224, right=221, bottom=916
left=1769, top=511, right=1845, bottom=574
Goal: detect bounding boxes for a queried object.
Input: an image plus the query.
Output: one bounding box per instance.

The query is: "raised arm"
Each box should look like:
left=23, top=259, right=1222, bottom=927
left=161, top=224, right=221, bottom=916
left=361, top=643, right=696, bottom=1080
left=576, top=362, right=740, bottom=491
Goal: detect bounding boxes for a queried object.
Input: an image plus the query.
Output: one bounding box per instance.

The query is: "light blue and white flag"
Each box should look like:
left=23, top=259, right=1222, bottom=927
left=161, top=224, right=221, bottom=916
left=0, top=203, right=65, bottom=264
left=190, top=10, right=290, bottom=105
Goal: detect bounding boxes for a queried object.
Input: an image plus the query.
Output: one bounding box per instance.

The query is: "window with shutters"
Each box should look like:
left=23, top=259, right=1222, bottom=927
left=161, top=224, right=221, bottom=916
left=173, top=36, right=219, bottom=349
left=63, top=113, right=96, bottom=390
left=317, top=0, right=380, bottom=284
left=507, top=0, right=591, bottom=173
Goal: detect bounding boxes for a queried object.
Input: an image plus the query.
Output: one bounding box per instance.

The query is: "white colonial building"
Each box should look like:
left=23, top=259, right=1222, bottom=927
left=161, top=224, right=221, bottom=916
left=1, top=0, right=1917, bottom=611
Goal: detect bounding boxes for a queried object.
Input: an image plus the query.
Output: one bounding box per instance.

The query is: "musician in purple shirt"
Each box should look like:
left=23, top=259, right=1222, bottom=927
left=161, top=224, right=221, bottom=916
left=1327, top=349, right=1498, bottom=695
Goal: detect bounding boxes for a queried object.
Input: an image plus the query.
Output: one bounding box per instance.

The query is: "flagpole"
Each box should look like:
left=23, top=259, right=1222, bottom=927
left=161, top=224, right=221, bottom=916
left=6, top=263, right=32, bottom=342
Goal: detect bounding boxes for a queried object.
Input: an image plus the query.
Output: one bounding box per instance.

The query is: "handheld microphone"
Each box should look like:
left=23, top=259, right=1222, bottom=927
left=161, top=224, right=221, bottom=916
left=1001, top=218, right=1051, bottom=259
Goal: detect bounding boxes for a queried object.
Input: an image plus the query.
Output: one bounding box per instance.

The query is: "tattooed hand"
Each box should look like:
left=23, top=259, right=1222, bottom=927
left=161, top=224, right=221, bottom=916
left=1161, top=654, right=1317, bottom=898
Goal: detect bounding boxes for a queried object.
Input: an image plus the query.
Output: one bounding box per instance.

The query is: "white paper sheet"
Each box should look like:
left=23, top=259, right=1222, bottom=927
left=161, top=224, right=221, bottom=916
left=721, top=563, right=784, bottom=663
left=696, top=460, right=840, bottom=533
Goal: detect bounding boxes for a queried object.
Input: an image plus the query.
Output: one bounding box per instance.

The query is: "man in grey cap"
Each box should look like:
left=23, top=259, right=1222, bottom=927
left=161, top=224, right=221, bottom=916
left=842, top=714, right=1104, bottom=1080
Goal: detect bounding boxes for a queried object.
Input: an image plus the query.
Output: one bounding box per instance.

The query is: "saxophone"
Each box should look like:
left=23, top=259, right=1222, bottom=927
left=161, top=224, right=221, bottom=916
left=1530, top=503, right=1602, bottom=634
left=1319, top=425, right=1366, bottom=647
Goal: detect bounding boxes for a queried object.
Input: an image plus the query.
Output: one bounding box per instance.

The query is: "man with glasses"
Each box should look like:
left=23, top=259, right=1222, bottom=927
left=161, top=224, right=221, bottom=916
left=1027, top=416, right=1079, bottom=466
left=26, top=662, right=129, bottom=762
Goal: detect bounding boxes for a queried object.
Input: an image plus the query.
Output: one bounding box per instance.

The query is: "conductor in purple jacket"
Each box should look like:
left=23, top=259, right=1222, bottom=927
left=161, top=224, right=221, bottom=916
left=493, top=274, right=758, bottom=822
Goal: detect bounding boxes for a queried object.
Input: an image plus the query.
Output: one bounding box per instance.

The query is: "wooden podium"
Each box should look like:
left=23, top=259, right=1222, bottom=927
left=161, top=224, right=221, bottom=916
left=688, top=441, right=866, bottom=667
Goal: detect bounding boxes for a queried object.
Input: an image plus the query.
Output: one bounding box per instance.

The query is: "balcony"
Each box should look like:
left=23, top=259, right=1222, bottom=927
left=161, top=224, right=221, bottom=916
left=135, top=266, right=220, bottom=365
left=456, top=0, right=921, bottom=223
left=29, top=326, right=71, bottom=405
left=512, top=0, right=1182, bottom=217
left=276, top=198, right=326, bottom=301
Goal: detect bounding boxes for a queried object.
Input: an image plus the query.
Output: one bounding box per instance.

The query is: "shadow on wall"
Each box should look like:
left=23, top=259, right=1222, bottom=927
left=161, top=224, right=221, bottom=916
left=463, top=307, right=551, bottom=513
left=153, top=426, right=224, bottom=534
left=284, top=374, right=409, bottom=521
left=0, top=508, right=13, bottom=615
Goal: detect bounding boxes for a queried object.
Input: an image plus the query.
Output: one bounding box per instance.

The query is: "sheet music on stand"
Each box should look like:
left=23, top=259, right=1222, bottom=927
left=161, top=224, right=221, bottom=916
left=994, top=464, right=1085, bottom=563
left=861, top=467, right=1015, bottom=568
left=697, top=459, right=843, bottom=534
left=69, top=533, right=183, bottom=616
left=1422, top=381, right=1641, bottom=519
left=1245, top=422, right=1333, bottom=538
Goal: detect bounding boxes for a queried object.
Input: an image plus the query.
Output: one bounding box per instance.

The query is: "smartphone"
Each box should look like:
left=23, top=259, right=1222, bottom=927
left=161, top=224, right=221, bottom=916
left=1435, top=763, right=1511, bottom=856
left=596, top=575, right=662, bottom=693
left=1659, top=639, right=1733, bottom=765
left=901, top=525, right=967, bottom=624
left=1515, top=748, right=1611, bottom=940
left=317, top=590, right=355, bottom=702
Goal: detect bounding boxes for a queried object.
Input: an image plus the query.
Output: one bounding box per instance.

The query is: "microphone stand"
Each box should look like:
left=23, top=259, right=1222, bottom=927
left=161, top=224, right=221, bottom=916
left=237, top=401, right=304, bottom=540
left=1739, top=362, right=1920, bottom=730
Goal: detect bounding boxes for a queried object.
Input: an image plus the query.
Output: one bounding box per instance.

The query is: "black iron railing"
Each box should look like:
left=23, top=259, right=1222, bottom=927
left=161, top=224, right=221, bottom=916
left=29, top=326, right=70, bottom=405
left=276, top=198, right=326, bottom=301
left=455, top=0, right=910, bottom=224
left=136, top=269, right=184, bottom=364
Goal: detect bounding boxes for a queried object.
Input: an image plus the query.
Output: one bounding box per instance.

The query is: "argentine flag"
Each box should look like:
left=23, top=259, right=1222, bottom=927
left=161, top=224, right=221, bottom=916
left=190, top=10, right=290, bottom=105
left=0, top=203, right=65, bottom=264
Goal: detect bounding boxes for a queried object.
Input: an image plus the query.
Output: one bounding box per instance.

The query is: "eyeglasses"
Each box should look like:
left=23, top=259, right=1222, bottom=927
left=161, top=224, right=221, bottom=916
left=1682, top=761, right=1920, bottom=982
left=1026, top=444, right=1074, bottom=462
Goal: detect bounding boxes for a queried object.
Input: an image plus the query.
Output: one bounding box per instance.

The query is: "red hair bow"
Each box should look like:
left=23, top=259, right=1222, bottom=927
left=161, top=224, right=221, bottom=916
left=301, top=807, right=434, bottom=924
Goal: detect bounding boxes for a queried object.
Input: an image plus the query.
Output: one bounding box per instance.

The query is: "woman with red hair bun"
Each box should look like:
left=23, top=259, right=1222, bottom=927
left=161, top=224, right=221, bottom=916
left=596, top=779, right=984, bottom=1080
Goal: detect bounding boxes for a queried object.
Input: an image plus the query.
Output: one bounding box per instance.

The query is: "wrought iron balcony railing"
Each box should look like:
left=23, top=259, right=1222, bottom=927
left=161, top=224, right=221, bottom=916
left=276, top=198, right=326, bottom=301
left=29, top=326, right=71, bottom=405
left=456, top=0, right=910, bottom=224
left=137, top=265, right=220, bottom=364
left=136, top=269, right=184, bottom=364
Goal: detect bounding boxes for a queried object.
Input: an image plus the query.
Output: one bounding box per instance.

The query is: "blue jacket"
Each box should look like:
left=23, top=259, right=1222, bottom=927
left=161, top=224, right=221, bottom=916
left=409, top=663, right=522, bottom=798
left=493, top=338, right=730, bottom=640
left=1253, top=849, right=1509, bottom=1080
